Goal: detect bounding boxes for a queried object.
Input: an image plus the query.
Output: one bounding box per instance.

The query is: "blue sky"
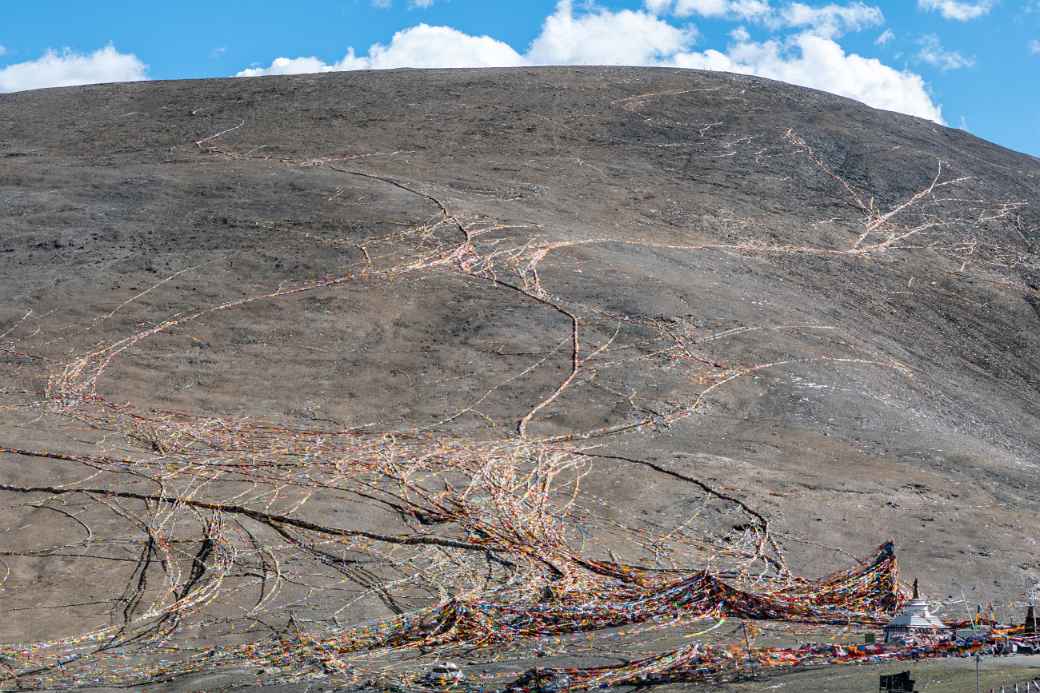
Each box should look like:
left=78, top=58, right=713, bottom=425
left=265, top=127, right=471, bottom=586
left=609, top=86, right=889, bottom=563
left=1, top=0, right=1038, bottom=157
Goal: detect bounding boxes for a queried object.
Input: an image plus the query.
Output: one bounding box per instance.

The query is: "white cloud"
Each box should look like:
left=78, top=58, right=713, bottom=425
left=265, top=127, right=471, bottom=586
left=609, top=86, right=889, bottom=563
left=670, top=0, right=728, bottom=16
left=363, top=25, right=524, bottom=68
left=673, top=0, right=773, bottom=20
left=731, top=25, right=752, bottom=41
left=1030, top=39, right=1040, bottom=55
left=916, top=34, right=974, bottom=70
left=526, top=0, right=695, bottom=65
left=648, top=0, right=883, bottom=37
left=671, top=32, right=944, bottom=122
left=0, top=45, right=147, bottom=93
left=241, top=1, right=691, bottom=75
left=917, top=0, right=994, bottom=21
left=0, top=45, right=7, bottom=57
left=238, top=56, right=336, bottom=77
left=645, top=0, right=674, bottom=13
left=875, top=28, right=895, bottom=45
left=238, top=24, right=524, bottom=76
left=238, top=0, right=942, bottom=124
left=776, top=2, right=884, bottom=38
left=648, top=0, right=775, bottom=20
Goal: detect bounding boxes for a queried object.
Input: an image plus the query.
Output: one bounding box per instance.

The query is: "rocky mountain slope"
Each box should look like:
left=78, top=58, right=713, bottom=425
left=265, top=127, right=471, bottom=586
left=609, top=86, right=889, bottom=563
left=1, top=67, right=1038, bottom=690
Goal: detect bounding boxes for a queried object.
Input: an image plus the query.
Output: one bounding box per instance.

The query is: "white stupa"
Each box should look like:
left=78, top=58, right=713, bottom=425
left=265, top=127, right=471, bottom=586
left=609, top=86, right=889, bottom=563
left=884, top=579, right=947, bottom=643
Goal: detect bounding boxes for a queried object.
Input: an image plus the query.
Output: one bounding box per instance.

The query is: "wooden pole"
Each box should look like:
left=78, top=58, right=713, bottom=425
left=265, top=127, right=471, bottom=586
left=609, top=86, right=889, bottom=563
left=961, top=588, right=978, bottom=634
left=742, top=621, right=755, bottom=678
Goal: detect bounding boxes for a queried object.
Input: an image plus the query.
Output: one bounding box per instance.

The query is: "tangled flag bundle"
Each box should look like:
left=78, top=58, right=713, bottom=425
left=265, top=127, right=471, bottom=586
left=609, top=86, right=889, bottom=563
left=315, top=541, right=904, bottom=652
left=191, top=540, right=1034, bottom=691
left=170, top=542, right=906, bottom=688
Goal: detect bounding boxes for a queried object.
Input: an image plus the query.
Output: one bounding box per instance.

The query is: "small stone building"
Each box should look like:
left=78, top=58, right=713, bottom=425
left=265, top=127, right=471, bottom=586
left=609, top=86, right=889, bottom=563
left=884, top=580, right=947, bottom=643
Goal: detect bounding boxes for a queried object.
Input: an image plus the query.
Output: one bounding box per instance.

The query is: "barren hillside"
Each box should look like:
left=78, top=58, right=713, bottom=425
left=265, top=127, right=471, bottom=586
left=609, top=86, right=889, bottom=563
left=1, top=67, right=1039, bottom=691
